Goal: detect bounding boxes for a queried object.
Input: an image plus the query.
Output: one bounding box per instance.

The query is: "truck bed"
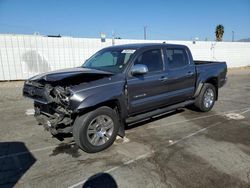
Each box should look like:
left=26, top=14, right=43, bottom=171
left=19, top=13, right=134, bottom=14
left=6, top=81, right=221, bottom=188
left=194, top=60, right=227, bottom=88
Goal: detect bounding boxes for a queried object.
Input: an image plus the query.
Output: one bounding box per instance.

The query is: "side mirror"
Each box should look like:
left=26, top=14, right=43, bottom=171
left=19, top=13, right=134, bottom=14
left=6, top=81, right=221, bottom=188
left=131, top=64, right=148, bottom=75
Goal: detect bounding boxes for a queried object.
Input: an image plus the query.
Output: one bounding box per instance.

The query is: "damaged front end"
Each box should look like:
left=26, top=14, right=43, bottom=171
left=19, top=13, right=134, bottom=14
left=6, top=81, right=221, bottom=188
left=24, top=82, right=74, bottom=135
left=23, top=67, right=114, bottom=136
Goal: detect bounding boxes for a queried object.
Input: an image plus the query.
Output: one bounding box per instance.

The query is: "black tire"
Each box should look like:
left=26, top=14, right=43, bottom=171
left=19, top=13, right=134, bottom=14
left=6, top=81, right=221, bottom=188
left=194, top=83, right=216, bottom=112
left=73, top=106, right=119, bottom=153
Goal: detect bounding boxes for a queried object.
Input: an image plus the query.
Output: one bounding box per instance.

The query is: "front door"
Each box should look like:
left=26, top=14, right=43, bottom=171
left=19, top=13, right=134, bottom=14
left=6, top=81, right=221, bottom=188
left=127, top=48, right=168, bottom=114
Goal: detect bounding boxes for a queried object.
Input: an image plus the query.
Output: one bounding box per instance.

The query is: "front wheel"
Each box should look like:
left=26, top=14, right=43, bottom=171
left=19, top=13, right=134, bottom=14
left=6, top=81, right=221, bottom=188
left=73, top=106, right=119, bottom=153
left=194, top=83, right=216, bottom=112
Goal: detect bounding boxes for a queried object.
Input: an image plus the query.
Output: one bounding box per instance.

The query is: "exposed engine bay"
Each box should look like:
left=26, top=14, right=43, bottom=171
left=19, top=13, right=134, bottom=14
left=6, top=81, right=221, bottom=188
left=23, top=68, right=113, bottom=136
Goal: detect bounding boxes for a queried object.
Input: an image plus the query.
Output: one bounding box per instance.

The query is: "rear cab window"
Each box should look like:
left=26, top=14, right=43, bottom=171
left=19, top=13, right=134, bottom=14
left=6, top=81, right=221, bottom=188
left=165, top=48, right=189, bottom=69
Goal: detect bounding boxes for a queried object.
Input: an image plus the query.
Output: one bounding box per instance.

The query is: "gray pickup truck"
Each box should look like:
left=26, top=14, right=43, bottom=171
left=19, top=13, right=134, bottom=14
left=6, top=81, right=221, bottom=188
left=23, top=43, right=227, bottom=153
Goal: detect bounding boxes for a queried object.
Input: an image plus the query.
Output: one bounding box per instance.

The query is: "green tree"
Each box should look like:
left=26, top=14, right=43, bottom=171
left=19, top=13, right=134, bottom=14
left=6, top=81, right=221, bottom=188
left=215, top=24, right=224, bottom=41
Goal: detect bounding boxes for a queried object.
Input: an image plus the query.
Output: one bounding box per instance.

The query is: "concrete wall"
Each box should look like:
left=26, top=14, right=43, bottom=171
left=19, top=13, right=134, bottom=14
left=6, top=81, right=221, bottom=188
left=0, top=34, right=249, bottom=80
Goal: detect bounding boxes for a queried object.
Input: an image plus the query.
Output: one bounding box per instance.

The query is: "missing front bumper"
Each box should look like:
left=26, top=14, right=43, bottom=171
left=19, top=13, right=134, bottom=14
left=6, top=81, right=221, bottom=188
left=34, top=106, right=73, bottom=135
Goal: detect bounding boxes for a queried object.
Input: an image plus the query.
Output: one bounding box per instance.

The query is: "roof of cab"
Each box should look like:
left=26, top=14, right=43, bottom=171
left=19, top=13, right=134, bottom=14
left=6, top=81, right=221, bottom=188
left=104, top=43, right=188, bottom=50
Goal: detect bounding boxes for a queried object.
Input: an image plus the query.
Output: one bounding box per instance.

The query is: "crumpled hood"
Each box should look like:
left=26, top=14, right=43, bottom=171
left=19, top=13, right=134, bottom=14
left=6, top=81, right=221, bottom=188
left=28, top=67, right=113, bottom=85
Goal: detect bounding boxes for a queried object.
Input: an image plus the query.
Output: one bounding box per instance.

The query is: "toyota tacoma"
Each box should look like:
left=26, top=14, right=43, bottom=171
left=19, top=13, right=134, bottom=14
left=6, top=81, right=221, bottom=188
left=23, top=43, right=227, bottom=153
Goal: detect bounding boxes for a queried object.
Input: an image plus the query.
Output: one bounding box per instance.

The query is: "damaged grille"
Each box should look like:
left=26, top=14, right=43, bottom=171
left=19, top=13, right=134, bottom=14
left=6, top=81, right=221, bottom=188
left=23, top=81, right=74, bottom=134
left=23, top=81, right=71, bottom=105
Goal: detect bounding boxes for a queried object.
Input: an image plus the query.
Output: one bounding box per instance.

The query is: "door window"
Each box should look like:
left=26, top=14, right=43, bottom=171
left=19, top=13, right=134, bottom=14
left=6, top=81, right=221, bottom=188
left=166, top=49, right=189, bottom=69
left=134, top=49, right=163, bottom=72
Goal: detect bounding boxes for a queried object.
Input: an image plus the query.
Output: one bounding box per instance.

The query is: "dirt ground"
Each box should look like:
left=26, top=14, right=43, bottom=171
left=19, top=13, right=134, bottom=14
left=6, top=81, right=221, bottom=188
left=0, top=69, right=250, bottom=188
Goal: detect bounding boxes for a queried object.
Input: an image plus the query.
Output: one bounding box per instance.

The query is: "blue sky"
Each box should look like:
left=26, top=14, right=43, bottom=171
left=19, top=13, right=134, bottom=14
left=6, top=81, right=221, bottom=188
left=0, top=0, right=249, bottom=41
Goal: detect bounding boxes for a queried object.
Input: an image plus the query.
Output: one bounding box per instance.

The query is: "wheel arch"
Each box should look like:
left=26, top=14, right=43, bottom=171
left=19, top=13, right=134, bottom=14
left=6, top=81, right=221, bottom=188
left=75, top=99, right=126, bottom=137
left=194, top=77, right=219, bottom=100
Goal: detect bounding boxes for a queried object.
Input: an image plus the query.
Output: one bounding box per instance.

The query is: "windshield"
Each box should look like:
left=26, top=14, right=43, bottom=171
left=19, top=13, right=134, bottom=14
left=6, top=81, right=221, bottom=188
left=82, top=48, right=136, bottom=73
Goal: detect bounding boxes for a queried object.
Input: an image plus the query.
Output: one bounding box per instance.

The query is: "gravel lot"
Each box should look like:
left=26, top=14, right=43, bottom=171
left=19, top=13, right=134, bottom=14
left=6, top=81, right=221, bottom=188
left=0, top=69, right=250, bottom=188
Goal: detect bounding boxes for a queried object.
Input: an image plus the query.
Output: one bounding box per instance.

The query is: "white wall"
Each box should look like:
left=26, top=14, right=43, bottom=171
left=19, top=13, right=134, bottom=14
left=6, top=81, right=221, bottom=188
left=0, top=34, right=250, bottom=80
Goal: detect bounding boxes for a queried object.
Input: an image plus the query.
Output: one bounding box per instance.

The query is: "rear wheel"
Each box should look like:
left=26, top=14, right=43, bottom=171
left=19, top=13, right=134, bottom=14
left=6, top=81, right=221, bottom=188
left=73, top=106, right=119, bottom=153
left=194, top=83, right=216, bottom=112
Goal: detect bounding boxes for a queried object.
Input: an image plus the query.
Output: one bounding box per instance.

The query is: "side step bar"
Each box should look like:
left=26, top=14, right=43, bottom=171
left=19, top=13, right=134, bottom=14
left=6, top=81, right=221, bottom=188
left=126, top=100, right=194, bottom=124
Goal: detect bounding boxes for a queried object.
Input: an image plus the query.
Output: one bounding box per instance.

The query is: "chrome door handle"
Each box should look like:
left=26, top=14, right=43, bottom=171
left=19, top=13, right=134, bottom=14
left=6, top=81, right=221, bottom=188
left=186, top=71, right=194, bottom=76
left=159, top=76, right=168, bottom=82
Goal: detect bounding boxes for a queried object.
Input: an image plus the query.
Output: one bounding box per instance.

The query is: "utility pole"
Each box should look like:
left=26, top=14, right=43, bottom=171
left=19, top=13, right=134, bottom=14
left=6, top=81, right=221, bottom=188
left=232, top=31, right=234, bottom=42
left=112, top=30, right=115, bottom=46
left=144, top=26, right=147, bottom=40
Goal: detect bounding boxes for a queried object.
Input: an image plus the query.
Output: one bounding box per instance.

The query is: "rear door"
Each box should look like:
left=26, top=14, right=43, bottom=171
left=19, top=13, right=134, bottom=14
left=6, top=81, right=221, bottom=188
left=163, top=47, right=196, bottom=104
left=127, top=48, right=168, bottom=114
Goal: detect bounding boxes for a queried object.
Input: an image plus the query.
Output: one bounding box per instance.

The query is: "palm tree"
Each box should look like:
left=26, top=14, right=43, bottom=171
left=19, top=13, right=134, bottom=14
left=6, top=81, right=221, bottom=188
left=215, top=25, right=224, bottom=41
